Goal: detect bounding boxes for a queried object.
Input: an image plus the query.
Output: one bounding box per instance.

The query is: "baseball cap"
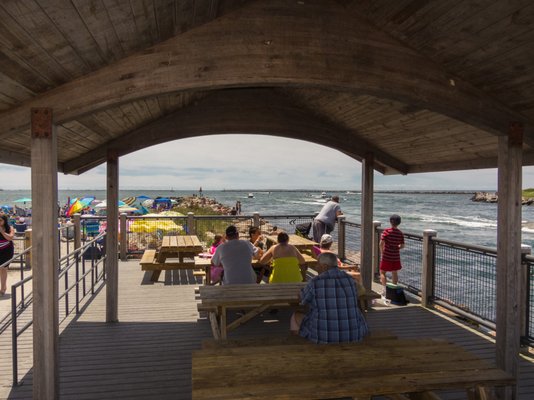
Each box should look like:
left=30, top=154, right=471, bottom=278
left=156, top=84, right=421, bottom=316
left=320, top=234, right=333, bottom=245
left=225, top=225, right=238, bottom=236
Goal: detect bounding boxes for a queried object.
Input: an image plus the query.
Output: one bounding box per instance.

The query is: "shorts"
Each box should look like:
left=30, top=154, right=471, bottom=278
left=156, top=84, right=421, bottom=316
left=0, top=245, right=14, bottom=267
left=380, top=259, right=402, bottom=272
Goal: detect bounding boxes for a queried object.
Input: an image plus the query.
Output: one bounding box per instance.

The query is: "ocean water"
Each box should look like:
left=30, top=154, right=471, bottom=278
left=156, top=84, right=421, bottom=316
left=2, top=189, right=534, bottom=249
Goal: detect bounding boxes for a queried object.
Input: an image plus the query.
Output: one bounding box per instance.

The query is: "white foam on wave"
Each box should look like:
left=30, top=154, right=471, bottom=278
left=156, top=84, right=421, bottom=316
left=419, top=214, right=496, bottom=229
left=522, top=227, right=534, bottom=234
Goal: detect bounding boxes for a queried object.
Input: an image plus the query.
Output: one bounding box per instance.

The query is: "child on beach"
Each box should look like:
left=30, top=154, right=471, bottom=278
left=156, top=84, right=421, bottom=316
left=379, top=214, right=405, bottom=295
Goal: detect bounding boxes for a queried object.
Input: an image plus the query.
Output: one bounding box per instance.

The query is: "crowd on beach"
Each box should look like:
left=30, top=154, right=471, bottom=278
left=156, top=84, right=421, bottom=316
left=204, top=195, right=406, bottom=344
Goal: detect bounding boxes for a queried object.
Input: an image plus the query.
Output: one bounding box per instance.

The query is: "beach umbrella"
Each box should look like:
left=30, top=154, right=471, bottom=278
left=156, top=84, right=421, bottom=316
left=129, top=215, right=183, bottom=233
left=118, top=206, right=138, bottom=213
left=94, top=200, right=127, bottom=209
left=14, top=198, right=32, bottom=203
left=122, top=196, right=137, bottom=206
left=142, top=199, right=154, bottom=207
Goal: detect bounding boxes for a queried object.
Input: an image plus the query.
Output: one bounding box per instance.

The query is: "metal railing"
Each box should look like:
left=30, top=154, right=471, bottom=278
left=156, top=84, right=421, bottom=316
left=10, top=233, right=106, bottom=386
left=338, top=218, right=534, bottom=345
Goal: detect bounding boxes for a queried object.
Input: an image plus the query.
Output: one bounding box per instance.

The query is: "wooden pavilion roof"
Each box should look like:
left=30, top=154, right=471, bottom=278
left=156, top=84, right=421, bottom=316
left=1, top=0, right=534, bottom=175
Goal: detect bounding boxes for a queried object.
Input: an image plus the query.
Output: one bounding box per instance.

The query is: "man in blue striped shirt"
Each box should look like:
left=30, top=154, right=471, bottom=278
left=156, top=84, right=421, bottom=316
left=290, top=252, right=369, bottom=343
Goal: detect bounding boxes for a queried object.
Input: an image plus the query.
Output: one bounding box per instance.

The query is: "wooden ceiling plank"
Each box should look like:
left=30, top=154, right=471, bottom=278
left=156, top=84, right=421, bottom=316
left=107, top=105, right=137, bottom=131
left=155, top=0, right=176, bottom=39
left=193, top=0, right=219, bottom=26
left=58, top=122, right=104, bottom=148
left=2, top=0, right=93, bottom=78
left=143, top=97, right=164, bottom=120
left=438, top=2, right=534, bottom=69
left=129, top=0, right=159, bottom=46
left=174, top=0, right=195, bottom=34
left=75, top=115, right=117, bottom=141
left=105, top=0, right=143, bottom=55
left=0, top=51, right=50, bottom=93
left=72, top=0, right=125, bottom=63
left=36, top=0, right=107, bottom=70
left=0, top=71, right=35, bottom=104
left=0, top=5, right=68, bottom=86
left=62, top=89, right=409, bottom=175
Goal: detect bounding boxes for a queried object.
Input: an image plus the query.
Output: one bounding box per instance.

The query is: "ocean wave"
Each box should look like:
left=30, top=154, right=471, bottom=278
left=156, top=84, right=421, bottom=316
left=522, top=227, right=534, bottom=234
left=418, top=214, right=496, bottom=229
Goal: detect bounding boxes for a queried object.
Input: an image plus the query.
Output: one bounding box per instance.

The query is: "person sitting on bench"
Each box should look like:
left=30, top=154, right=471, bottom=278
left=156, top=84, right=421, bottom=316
left=290, top=252, right=369, bottom=343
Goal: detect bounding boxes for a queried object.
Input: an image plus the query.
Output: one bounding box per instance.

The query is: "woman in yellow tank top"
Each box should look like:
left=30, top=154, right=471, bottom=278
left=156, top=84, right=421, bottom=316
left=259, top=232, right=307, bottom=283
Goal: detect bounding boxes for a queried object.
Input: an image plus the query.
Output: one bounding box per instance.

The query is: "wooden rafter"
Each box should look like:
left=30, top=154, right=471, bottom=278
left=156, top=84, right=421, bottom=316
left=62, top=89, right=408, bottom=175
left=1, top=0, right=531, bottom=146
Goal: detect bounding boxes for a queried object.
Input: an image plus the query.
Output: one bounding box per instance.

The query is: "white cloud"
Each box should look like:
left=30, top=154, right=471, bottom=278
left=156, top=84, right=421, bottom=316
left=0, top=134, right=532, bottom=190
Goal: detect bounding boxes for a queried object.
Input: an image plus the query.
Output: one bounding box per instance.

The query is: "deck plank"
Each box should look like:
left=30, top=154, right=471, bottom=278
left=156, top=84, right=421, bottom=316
left=0, top=260, right=532, bottom=399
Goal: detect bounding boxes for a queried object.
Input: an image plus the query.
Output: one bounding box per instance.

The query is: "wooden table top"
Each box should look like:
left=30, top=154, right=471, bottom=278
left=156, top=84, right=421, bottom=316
left=265, top=234, right=318, bottom=249
left=198, top=283, right=305, bottom=307
left=160, top=235, right=203, bottom=253
left=192, top=338, right=515, bottom=399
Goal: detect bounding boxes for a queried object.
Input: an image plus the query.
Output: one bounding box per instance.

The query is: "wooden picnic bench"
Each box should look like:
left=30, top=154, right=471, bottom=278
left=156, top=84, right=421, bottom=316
left=192, top=337, right=515, bottom=400
left=197, top=283, right=380, bottom=339
left=140, top=235, right=204, bottom=281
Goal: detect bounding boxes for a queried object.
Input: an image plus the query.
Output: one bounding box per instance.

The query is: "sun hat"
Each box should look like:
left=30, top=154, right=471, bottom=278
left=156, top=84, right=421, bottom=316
left=320, top=234, right=333, bottom=245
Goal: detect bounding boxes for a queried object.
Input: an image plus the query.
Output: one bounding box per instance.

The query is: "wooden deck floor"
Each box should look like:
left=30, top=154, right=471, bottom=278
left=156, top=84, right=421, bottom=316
left=0, top=260, right=533, bottom=399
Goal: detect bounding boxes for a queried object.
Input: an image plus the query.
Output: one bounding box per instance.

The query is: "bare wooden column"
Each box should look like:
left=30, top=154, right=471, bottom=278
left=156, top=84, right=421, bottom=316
left=496, top=122, right=523, bottom=397
left=31, top=108, right=59, bottom=399
left=361, top=154, right=374, bottom=292
left=106, top=150, right=119, bottom=323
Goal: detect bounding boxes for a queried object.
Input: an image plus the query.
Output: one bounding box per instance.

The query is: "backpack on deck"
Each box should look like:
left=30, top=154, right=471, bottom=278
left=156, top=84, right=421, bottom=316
left=386, top=283, right=408, bottom=306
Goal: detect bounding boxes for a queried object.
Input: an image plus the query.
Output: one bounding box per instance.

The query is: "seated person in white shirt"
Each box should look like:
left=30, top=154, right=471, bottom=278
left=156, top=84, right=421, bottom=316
left=211, top=225, right=258, bottom=284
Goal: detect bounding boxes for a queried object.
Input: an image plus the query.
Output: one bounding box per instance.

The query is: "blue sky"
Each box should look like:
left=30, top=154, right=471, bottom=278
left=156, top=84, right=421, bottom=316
left=1, top=134, right=533, bottom=190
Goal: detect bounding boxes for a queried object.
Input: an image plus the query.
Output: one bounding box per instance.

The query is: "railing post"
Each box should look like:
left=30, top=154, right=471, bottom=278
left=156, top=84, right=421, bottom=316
left=187, top=212, right=196, bottom=235
left=253, top=212, right=260, bottom=228
left=520, top=244, right=531, bottom=340
left=24, top=229, right=32, bottom=269
left=73, top=213, right=81, bottom=250
left=11, top=287, right=18, bottom=386
left=337, top=216, right=346, bottom=260
left=422, top=229, right=437, bottom=308
left=372, top=221, right=381, bottom=279
left=119, top=213, right=127, bottom=261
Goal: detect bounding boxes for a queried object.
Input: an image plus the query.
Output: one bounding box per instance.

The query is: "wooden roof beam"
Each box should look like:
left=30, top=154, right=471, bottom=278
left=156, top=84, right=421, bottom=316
left=62, top=89, right=407, bottom=175
left=407, top=150, right=534, bottom=174
left=0, top=0, right=531, bottom=144
left=0, top=149, right=31, bottom=168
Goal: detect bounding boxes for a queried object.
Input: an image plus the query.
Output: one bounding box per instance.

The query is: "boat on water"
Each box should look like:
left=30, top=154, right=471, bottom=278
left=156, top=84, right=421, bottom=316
left=320, top=191, right=328, bottom=198
left=248, top=193, right=254, bottom=198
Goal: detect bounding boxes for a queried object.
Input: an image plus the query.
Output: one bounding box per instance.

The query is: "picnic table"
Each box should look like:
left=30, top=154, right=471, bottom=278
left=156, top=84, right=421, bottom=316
left=265, top=234, right=318, bottom=254
left=140, top=235, right=204, bottom=281
left=192, top=337, right=515, bottom=399
left=197, top=283, right=305, bottom=339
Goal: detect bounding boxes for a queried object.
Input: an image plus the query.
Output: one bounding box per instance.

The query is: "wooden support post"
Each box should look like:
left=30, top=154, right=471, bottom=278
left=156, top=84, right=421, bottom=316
left=372, top=221, right=382, bottom=278
left=187, top=212, right=195, bottom=235
left=337, top=215, right=346, bottom=260
left=361, top=154, right=374, bottom=292
left=73, top=213, right=81, bottom=250
left=31, top=108, right=59, bottom=399
left=421, top=230, right=437, bottom=308
left=24, top=229, right=32, bottom=268
left=106, top=150, right=119, bottom=323
left=496, top=122, right=523, bottom=399
left=119, top=213, right=127, bottom=261
left=253, top=212, right=260, bottom=229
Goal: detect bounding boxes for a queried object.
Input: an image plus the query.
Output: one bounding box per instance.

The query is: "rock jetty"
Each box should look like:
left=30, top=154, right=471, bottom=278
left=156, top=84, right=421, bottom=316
left=471, top=192, right=534, bottom=205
